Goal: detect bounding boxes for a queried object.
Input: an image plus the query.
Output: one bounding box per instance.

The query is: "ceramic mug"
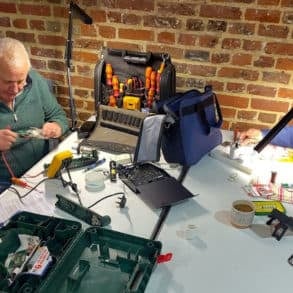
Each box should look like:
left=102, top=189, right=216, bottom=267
left=231, top=200, right=255, bottom=228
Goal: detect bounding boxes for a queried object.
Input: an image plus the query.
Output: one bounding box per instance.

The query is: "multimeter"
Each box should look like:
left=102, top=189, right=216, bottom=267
left=109, top=160, right=117, bottom=182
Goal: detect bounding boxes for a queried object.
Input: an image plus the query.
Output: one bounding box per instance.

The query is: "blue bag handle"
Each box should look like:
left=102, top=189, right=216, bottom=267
left=162, top=86, right=222, bottom=134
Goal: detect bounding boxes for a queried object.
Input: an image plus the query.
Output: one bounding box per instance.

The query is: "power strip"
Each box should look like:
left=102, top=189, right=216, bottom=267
left=55, top=194, right=111, bottom=227
left=209, top=149, right=253, bottom=174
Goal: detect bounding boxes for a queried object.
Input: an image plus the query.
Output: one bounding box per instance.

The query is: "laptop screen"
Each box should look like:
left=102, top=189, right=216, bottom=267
left=134, top=114, right=166, bottom=164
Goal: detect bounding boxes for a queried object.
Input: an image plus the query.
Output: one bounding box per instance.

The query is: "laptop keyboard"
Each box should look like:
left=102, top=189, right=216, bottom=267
left=79, top=105, right=149, bottom=154
left=99, top=105, right=147, bottom=136
left=79, top=140, right=135, bottom=154
left=118, top=163, right=170, bottom=193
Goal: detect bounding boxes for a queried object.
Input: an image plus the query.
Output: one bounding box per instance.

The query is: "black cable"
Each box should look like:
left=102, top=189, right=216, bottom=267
left=87, top=192, right=125, bottom=209
left=7, top=177, right=50, bottom=204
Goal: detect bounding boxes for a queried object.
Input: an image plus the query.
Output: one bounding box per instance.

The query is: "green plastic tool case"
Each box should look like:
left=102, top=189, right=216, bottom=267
left=0, top=211, right=161, bottom=293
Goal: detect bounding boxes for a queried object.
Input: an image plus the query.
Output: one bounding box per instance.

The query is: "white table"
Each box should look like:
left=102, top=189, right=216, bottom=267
left=1, top=130, right=293, bottom=293
left=147, top=152, right=293, bottom=293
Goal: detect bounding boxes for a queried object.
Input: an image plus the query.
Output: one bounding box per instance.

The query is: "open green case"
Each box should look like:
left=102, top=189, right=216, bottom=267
left=0, top=211, right=161, bottom=293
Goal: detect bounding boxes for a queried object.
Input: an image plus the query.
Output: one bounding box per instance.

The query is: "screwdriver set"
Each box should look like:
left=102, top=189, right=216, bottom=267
left=94, top=47, right=176, bottom=112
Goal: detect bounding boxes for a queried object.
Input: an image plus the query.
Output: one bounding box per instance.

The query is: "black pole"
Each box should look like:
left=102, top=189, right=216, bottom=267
left=65, top=1, right=78, bottom=131
left=254, top=107, right=293, bottom=153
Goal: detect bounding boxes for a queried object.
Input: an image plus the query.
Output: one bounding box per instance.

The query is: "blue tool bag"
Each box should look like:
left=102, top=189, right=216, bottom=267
left=155, top=86, right=223, bottom=167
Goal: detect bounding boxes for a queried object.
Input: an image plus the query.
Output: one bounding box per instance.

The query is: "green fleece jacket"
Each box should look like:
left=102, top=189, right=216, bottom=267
left=0, top=69, right=69, bottom=180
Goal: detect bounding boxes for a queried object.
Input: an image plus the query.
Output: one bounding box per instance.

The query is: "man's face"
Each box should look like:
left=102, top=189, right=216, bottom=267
left=0, top=63, right=29, bottom=105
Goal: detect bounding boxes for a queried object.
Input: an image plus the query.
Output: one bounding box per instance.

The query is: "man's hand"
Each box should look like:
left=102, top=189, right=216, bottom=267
left=239, top=128, right=263, bottom=145
left=0, top=129, right=17, bottom=151
left=42, top=122, right=62, bottom=139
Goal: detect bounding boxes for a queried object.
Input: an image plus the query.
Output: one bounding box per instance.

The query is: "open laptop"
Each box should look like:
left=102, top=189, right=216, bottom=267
left=118, top=114, right=195, bottom=209
left=78, top=105, right=149, bottom=154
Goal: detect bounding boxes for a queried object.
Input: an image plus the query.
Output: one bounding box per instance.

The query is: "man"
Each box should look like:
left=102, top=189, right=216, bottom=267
left=0, top=37, right=68, bottom=181
left=239, top=126, right=293, bottom=148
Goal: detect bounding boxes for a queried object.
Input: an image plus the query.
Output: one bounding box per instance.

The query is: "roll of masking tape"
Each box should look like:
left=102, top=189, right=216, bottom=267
left=85, top=171, right=105, bottom=192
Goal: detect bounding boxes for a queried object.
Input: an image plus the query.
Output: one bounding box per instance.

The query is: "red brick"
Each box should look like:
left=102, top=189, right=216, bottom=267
left=99, top=26, right=116, bottom=38
left=53, top=6, right=67, bottom=18
left=186, top=64, right=216, bottom=77
left=107, top=11, right=122, bottom=23
left=48, top=60, right=65, bottom=71
left=258, top=112, right=278, bottom=124
left=122, top=14, right=142, bottom=25
left=222, top=38, right=241, bottom=50
left=148, top=44, right=184, bottom=59
left=71, top=75, right=93, bottom=89
left=231, top=53, right=252, bottom=66
left=143, top=16, right=181, bottom=29
left=218, top=67, right=259, bottom=81
left=207, top=80, right=224, bottom=91
left=222, top=107, right=237, bottom=119
left=0, top=3, right=16, bottom=13
left=0, top=17, right=10, bottom=27
left=73, top=51, right=98, bottom=63
left=30, top=59, right=46, bottom=70
left=254, top=56, right=275, bottom=68
left=76, top=65, right=92, bottom=76
left=200, top=4, right=241, bottom=20
left=118, top=28, right=154, bottom=41
left=217, top=94, right=249, bottom=108
left=74, top=38, right=102, bottom=50
left=29, top=20, right=45, bottom=31
left=31, top=47, right=63, bottom=59
left=40, top=71, right=65, bottom=83
left=228, top=22, right=255, bottom=35
left=237, top=110, right=258, bottom=121
left=243, top=40, right=263, bottom=51
left=245, top=8, right=280, bottom=23
left=199, top=35, right=218, bottom=48
left=13, top=19, right=27, bottom=29
left=251, top=98, right=289, bottom=112
left=158, top=32, right=175, bottom=44
left=262, top=71, right=290, bottom=84
left=276, top=57, right=293, bottom=70
left=158, top=3, right=196, bottom=16
left=211, top=53, right=230, bottom=64
left=265, top=42, right=293, bottom=55
left=187, top=19, right=204, bottom=31
left=115, top=0, right=154, bottom=11
left=233, top=121, right=270, bottom=132
left=281, top=0, right=293, bottom=7
left=258, top=0, right=280, bottom=5
left=18, top=4, right=51, bottom=16
left=226, top=82, right=246, bottom=93
left=278, top=87, right=293, bottom=99
left=6, top=31, right=35, bottom=43
left=38, top=35, right=66, bottom=46
left=247, top=84, right=277, bottom=97
left=80, top=24, right=97, bottom=37
left=75, top=88, right=91, bottom=99
left=107, top=41, right=141, bottom=51
left=178, top=34, right=197, bottom=46
left=258, top=24, right=289, bottom=38
left=91, top=10, right=107, bottom=23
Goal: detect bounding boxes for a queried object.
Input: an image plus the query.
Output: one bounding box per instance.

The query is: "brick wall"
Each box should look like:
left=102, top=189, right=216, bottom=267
left=0, top=0, right=292, bottom=130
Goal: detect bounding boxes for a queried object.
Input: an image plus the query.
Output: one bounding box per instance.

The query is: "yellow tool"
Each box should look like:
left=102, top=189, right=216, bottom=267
left=46, top=150, right=73, bottom=178
left=123, top=96, right=141, bottom=110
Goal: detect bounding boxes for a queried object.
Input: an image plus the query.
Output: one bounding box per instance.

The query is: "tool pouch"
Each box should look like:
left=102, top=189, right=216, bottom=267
left=94, top=47, right=176, bottom=112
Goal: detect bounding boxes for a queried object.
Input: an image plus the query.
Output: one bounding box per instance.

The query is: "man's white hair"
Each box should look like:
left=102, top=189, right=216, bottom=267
left=0, top=37, right=31, bottom=68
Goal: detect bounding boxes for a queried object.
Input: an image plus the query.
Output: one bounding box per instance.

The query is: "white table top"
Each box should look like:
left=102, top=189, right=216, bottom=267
left=147, top=152, right=293, bottom=293
left=1, top=130, right=293, bottom=293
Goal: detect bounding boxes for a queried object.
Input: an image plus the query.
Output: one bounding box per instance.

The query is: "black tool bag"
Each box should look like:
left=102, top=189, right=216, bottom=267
left=93, top=47, right=176, bottom=112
